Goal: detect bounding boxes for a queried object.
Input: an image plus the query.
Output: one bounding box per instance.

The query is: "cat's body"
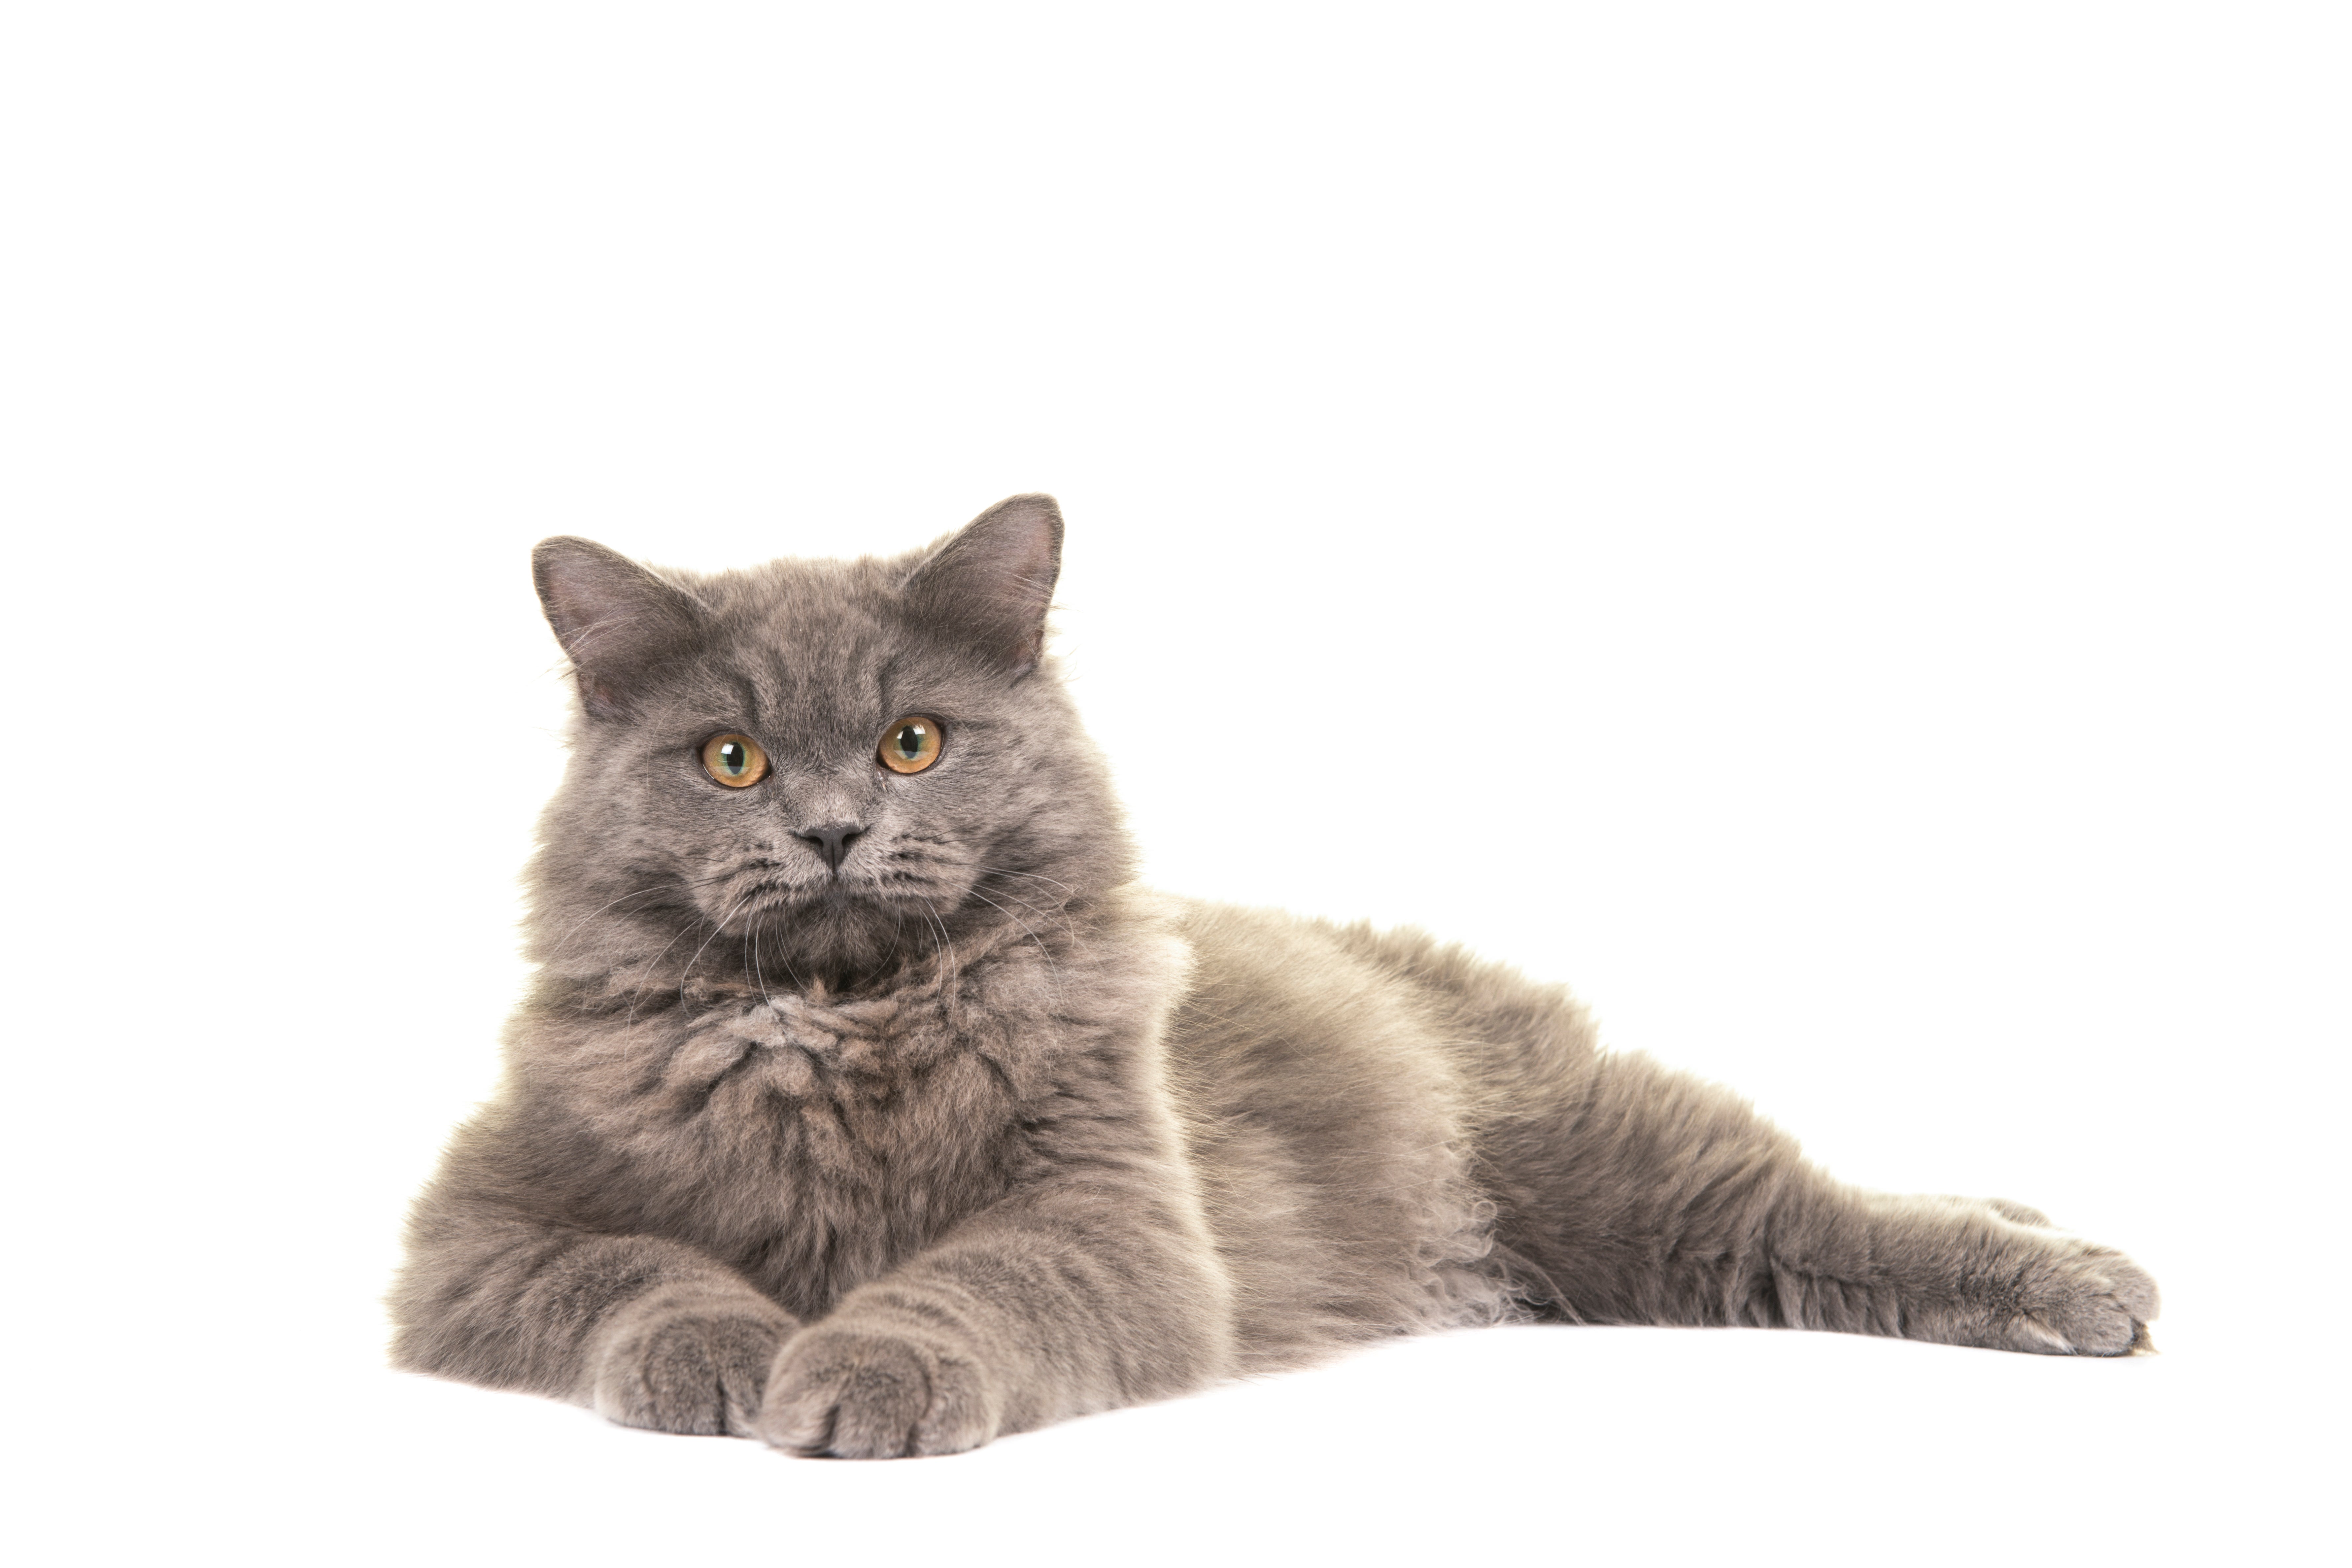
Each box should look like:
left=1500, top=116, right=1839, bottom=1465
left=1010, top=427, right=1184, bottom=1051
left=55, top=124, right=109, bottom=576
left=392, top=496, right=2158, bottom=1456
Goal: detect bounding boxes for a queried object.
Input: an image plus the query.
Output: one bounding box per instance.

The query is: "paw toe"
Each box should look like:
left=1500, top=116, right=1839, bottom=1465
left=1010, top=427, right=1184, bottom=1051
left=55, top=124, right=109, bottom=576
left=756, top=1324, right=999, bottom=1458
left=1987, top=1198, right=2054, bottom=1228
left=2010, top=1246, right=2161, bottom=1356
left=592, top=1299, right=794, bottom=1436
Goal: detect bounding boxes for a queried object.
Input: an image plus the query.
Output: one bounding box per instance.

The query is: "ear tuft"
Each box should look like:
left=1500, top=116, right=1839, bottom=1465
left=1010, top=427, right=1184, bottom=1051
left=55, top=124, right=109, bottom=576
left=531, top=537, right=706, bottom=718
left=901, top=494, right=1065, bottom=675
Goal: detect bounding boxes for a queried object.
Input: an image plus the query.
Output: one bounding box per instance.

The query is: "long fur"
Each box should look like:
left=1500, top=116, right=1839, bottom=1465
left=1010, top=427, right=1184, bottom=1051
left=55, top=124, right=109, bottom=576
left=390, top=496, right=2158, bottom=1457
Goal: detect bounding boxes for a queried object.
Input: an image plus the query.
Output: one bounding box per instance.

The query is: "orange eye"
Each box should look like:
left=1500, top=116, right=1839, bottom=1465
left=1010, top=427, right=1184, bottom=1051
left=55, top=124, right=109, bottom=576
left=700, top=733, right=769, bottom=788
left=878, top=716, right=943, bottom=775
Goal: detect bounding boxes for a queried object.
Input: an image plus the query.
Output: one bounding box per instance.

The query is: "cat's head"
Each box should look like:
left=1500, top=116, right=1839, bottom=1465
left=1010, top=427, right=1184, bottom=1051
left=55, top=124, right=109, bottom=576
left=524, top=495, right=1131, bottom=994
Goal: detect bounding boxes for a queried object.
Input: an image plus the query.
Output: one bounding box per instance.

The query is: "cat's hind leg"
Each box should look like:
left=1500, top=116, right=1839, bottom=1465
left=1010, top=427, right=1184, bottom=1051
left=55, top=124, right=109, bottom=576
left=1478, top=1048, right=2159, bottom=1355
left=1763, top=1187, right=2158, bottom=1355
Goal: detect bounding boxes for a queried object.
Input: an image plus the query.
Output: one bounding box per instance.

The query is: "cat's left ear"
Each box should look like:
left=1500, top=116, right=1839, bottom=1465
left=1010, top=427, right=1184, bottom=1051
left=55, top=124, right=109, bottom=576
left=901, top=494, right=1064, bottom=677
left=532, top=537, right=708, bottom=718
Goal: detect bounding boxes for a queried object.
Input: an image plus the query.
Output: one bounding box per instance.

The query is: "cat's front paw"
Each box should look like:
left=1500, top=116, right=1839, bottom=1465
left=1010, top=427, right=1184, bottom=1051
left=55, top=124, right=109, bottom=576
left=588, top=1291, right=799, bottom=1436
left=754, top=1321, right=1000, bottom=1458
left=1995, top=1236, right=2161, bottom=1357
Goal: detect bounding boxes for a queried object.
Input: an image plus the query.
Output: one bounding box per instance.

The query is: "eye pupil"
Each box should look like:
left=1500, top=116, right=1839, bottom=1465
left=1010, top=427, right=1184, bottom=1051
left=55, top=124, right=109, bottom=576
left=701, top=733, right=768, bottom=787
left=878, top=715, right=942, bottom=774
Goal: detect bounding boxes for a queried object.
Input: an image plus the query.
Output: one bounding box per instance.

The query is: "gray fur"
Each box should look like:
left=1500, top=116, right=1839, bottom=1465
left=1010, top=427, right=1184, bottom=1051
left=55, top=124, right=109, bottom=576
left=390, top=494, right=2160, bottom=1457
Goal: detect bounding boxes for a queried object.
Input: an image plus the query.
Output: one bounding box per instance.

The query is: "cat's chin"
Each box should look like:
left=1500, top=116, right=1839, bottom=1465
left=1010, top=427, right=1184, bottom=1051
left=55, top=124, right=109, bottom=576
left=738, top=892, right=955, bottom=994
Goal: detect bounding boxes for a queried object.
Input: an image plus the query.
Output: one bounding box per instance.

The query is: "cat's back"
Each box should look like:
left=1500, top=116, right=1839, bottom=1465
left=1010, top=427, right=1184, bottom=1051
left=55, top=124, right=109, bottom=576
left=1157, top=899, right=1594, bottom=1363
left=1167, top=898, right=1603, bottom=1124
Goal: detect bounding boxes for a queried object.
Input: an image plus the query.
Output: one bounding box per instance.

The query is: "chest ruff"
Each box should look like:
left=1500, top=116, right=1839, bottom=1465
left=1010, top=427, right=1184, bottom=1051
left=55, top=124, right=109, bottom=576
left=533, top=932, right=1108, bottom=1319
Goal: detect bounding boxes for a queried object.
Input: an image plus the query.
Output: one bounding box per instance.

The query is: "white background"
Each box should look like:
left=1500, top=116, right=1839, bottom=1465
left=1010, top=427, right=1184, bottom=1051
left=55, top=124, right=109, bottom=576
left=4, top=5, right=2345, bottom=1563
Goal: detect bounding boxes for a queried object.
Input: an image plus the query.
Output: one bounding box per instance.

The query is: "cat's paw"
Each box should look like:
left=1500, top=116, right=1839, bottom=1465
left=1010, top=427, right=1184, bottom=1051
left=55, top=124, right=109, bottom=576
left=754, top=1321, right=1000, bottom=1458
left=589, top=1292, right=799, bottom=1436
left=1995, top=1238, right=2161, bottom=1357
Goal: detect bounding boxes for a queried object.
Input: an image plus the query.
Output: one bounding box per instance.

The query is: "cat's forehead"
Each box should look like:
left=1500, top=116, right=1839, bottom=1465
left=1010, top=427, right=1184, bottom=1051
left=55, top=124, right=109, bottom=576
left=683, top=552, right=950, bottom=728
left=706, top=556, right=891, bottom=642
left=692, top=551, right=870, bottom=655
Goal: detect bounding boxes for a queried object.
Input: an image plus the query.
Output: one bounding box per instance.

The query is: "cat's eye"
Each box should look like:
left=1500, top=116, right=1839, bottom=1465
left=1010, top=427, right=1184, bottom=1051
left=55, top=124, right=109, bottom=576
left=879, top=716, right=943, bottom=775
left=700, top=733, right=770, bottom=788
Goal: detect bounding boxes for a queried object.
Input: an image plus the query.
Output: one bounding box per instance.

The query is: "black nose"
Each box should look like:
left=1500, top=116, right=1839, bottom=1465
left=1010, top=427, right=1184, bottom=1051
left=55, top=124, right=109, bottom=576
left=794, top=821, right=865, bottom=873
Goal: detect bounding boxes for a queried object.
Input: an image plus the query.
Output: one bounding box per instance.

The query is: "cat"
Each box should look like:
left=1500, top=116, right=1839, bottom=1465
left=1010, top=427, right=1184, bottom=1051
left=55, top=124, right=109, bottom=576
left=390, top=494, right=2159, bottom=1458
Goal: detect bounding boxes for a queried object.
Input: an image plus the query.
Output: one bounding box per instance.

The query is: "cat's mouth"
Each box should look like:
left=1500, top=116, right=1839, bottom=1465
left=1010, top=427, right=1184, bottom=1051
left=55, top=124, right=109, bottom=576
left=726, top=877, right=851, bottom=914
left=694, top=873, right=974, bottom=989
left=720, top=874, right=947, bottom=923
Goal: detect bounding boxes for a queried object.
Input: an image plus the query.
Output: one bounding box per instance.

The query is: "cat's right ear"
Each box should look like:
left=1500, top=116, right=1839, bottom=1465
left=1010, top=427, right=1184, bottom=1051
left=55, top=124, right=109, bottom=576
left=901, top=494, right=1064, bottom=677
left=531, top=537, right=707, bottom=719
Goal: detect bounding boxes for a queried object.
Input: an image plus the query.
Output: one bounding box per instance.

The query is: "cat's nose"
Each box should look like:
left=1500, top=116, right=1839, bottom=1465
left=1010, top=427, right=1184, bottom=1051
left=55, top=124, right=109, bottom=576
left=793, top=821, right=866, bottom=873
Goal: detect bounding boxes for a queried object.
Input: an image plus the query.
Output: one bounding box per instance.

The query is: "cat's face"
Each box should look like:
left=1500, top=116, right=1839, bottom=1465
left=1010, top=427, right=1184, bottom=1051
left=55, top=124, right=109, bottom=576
left=527, top=496, right=1129, bottom=992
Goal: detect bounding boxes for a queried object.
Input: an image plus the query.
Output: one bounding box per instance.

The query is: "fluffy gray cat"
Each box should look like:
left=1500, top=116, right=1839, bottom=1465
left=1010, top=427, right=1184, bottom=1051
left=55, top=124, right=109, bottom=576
left=391, top=494, right=2159, bottom=1457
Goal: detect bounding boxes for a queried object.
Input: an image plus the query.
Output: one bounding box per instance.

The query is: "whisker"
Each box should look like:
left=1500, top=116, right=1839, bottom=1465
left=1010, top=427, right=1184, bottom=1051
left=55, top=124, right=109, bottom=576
left=746, top=925, right=775, bottom=1012
left=676, top=892, right=753, bottom=1011
left=966, top=879, right=1071, bottom=931
left=539, top=866, right=743, bottom=964
left=539, top=883, right=667, bottom=963
left=621, top=920, right=699, bottom=1032
left=916, top=896, right=960, bottom=992
left=750, top=902, right=808, bottom=997
left=968, top=864, right=1075, bottom=895
left=965, top=884, right=1063, bottom=1005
